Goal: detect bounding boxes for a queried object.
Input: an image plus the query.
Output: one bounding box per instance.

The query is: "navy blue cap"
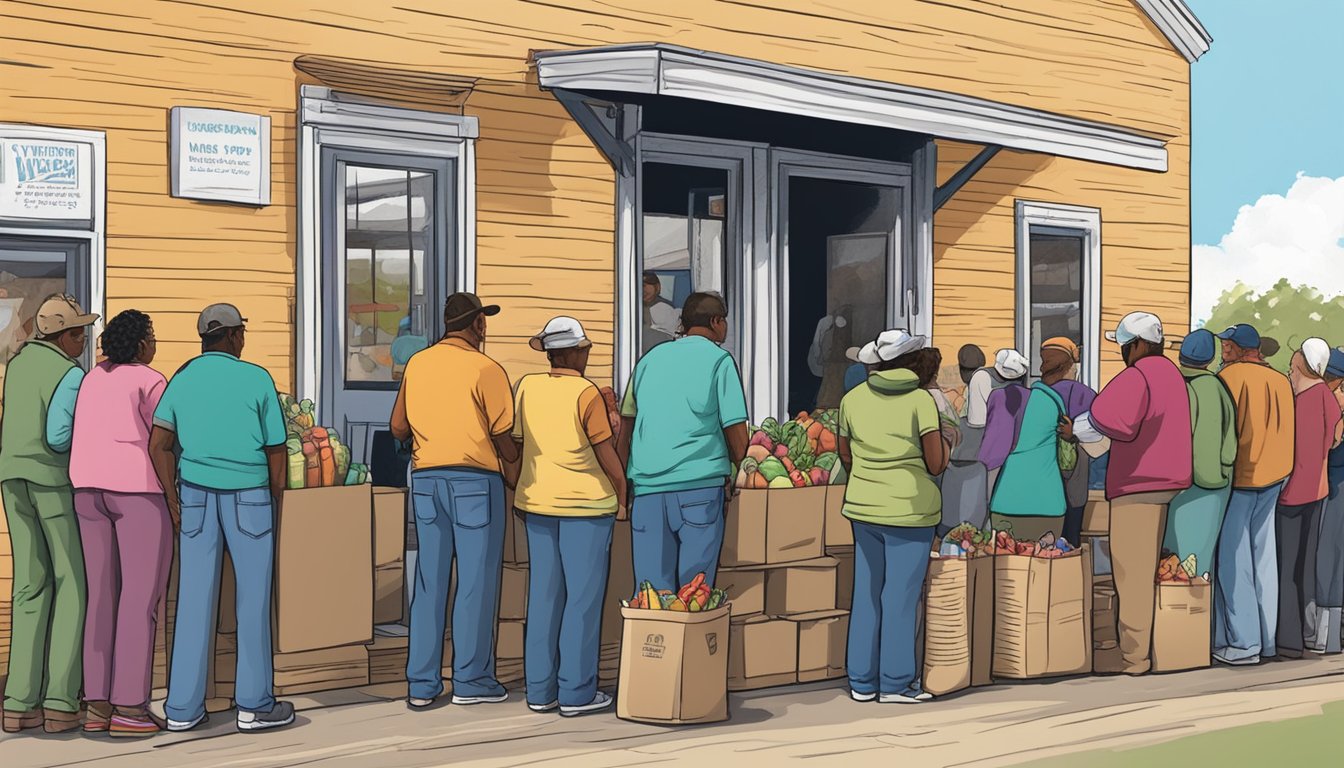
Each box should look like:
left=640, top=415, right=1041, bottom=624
left=1217, top=324, right=1261, bottom=350
left=1327, top=348, right=1344, bottom=379
left=1179, top=329, right=1217, bottom=366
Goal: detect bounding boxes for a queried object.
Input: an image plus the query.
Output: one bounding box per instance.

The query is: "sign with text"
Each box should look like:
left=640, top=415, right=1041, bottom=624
left=170, top=107, right=271, bottom=205
left=0, top=137, right=93, bottom=221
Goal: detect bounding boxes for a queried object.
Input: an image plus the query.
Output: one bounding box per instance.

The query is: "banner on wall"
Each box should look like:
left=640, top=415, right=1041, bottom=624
left=0, top=137, right=93, bottom=221
left=170, top=107, right=271, bottom=205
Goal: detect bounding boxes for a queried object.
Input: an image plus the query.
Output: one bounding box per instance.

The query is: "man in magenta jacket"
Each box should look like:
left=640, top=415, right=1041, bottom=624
left=1079, top=312, right=1193, bottom=675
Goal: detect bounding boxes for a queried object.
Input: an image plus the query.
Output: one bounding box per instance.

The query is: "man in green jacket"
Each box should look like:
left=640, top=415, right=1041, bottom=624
left=0, top=295, right=97, bottom=734
left=1164, top=329, right=1238, bottom=580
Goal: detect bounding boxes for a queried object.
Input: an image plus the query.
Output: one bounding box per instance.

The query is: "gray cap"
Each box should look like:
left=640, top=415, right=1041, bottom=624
left=197, top=303, right=247, bottom=336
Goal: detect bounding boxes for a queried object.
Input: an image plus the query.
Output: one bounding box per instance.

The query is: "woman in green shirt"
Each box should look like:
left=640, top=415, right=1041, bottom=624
left=838, top=330, right=949, bottom=704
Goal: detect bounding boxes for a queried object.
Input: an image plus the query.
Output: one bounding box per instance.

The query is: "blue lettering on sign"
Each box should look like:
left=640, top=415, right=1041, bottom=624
left=11, top=143, right=79, bottom=186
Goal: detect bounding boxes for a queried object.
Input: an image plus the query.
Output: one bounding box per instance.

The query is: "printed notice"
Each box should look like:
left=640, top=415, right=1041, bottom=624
left=0, top=138, right=93, bottom=221
left=171, top=107, right=271, bottom=205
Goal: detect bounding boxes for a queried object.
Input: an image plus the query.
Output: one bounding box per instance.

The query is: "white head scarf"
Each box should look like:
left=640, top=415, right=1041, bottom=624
left=994, top=349, right=1029, bottom=380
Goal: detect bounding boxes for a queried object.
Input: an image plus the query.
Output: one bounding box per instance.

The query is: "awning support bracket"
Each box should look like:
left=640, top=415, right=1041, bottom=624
left=933, top=144, right=1001, bottom=212
left=552, top=88, right=636, bottom=176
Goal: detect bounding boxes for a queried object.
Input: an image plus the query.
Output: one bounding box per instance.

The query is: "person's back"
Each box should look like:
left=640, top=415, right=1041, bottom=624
left=1091, top=354, right=1192, bottom=499
left=1184, top=370, right=1237, bottom=491
left=0, top=339, right=77, bottom=486
left=990, top=383, right=1067, bottom=521
left=514, top=372, right=616, bottom=514
left=401, top=338, right=511, bottom=472
left=840, top=368, right=941, bottom=527
left=1220, top=360, right=1295, bottom=489
left=70, top=361, right=166, bottom=493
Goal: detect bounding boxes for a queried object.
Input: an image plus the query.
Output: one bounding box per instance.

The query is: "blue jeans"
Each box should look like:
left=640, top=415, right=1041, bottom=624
left=406, top=467, right=506, bottom=701
left=847, top=520, right=934, bottom=696
left=631, top=486, right=726, bottom=592
left=523, top=514, right=614, bottom=707
left=1215, top=483, right=1283, bottom=661
left=166, top=483, right=276, bottom=720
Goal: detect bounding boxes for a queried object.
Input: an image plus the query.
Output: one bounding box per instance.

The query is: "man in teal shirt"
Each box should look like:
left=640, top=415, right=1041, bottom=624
left=0, top=295, right=95, bottom=734
left=618, top=292, right=749, bottom=591
left=148, top=303, right=295, bottom=734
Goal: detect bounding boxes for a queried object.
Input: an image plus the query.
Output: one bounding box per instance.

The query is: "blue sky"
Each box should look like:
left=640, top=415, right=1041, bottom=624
left=1186, top=0, right=1344, bottom=319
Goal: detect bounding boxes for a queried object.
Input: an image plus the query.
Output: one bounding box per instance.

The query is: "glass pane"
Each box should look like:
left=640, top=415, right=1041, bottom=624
left=343, top=166, right=434, bottom=387
left=0, top=246, right=70, bottom=423
left=786, top=177, right=897, bottom=414
left=1028, top=232, right=1084, bottom=379
left=640, top=163, right=733, bottom=358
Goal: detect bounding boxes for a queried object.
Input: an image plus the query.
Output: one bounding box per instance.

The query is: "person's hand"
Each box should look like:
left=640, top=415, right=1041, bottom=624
left=1057, top=416, right=1075, bottom=442
left=940, top=423, right=961, bottom=449
left=725, top=478, right=739, bottom=500
left=616, top=501, right=629, bottom=522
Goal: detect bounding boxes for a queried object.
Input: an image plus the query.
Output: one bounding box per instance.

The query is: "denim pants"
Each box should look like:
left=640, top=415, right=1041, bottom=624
left=523, top=514, right=614, bottom=708
left=847, top=520, right=934, bottom=696
left=406, top=467, right=506, bottom=701
left=166, top=483, right=276, bottom=720
left=631, top=486, right=726, bottom=592
left=1214, top=483, right=1283, bottom=662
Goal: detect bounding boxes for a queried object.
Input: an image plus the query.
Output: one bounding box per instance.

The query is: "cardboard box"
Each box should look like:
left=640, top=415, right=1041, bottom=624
left=1152, top=581, right=1212, bottom=672
left=824, top=485, right=852, bottom=548
left=602, top=520, right=633, bottom=648
left=273, top=644, right=370, bottom=694
left=275, top=484, right=374, bottom=653
left=716, top=567, right=766, bottom=617
left=1092, top=576, right=1118, bottom=650
left=1081, top=490, right=1109, bottom=536
left=727, top=615, right=797, bottom=691
left=831, top=547, right=854, bottom=610
left=992, top=546, right=1092, bottom=679
left=497, top=618, right=525, bottom=661
left=503, top=491, right=528, bottom=564
left=788, top=610, right=848, bottom=683
left=374, top=563, right=404, bottom=625
left=368, top=634, right=409, bottom=685
left=922, top=556, right=994, bottom=695
left=766, top=486, right=827, bottom=564
left=616, top=605, right=730, bottom=724
left=765, top=557, right=838, bottom=617
left=372, top=487, right=406, bottom=567
left=500, top=564, right=528, bottom=621
left=722, top=489, right=768, bottom=566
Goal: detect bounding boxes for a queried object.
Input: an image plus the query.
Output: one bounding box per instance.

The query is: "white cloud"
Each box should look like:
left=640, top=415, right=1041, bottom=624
left=1192, top=173, right=1344, bottom=326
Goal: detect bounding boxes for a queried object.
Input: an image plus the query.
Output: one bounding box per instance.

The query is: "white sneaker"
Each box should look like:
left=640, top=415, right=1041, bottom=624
left=407, top=697, right=437, bottom=709
left=1213, top=652, right=1260, bottom=666
left=237, top=701, right=295, bottom=732
left=166, top=712, right=208, bottom=733
left=451, top=692, right=509, bottom=705
left=559, top=691, right=613, bottom=717
left=879, top=691, right=934, bottom=704
left=528, top=700, right=558, bottom=713
left=850, top=690, right=876, bottom=702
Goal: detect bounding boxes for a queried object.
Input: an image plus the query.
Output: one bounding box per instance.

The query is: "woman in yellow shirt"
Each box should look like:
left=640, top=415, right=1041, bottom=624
left=510, top=317, right=628, bottom=717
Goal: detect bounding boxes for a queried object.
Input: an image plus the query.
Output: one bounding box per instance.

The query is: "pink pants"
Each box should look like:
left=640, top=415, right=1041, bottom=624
left=74, top=490, right=172, bottom=707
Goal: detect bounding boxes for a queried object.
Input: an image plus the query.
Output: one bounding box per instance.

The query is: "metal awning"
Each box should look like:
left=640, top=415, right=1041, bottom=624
left=534, top=44, right=1169, bottom=172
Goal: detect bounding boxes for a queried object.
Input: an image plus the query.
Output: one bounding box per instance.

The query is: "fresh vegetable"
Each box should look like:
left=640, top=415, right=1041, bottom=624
left=628, top=574, right=724, bottom=613
left=745, top=444, right=772, bottom=463
left=758, top=457, right=789, bottom=483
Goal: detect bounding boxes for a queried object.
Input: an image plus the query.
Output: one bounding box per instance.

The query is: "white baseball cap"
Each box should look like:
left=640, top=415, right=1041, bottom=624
left=1300, top=337, right=1331, bottom=377
left=1105, top=312, right=1164, bottom=346
left=529, top=316, right=592, bottom=352
left=853, top=329, right=926, bottom=365
left=993, top=349, right=1029, bottom=380
left=846, top=341, right=876, bottom=364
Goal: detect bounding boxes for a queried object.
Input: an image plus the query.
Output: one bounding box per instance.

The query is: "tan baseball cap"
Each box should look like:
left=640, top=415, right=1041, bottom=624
left=35, top=294, right=98, bottom=338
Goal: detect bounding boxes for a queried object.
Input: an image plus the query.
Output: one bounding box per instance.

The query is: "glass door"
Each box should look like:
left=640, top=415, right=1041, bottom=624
left=0, top=235, right=89, bottom=419
left=320, top=148, right=453, bottom=467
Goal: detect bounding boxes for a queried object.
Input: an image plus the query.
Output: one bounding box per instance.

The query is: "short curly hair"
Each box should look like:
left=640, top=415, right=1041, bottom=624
left=102, top=309, right=153, bottom=364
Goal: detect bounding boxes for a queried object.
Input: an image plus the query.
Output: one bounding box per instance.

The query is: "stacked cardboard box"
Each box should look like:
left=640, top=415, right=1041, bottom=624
left=373, top=488, right=407, bottom=626
left=368, top=632, right=409, bottom=686
left=720, top=485, right=847, bottom=690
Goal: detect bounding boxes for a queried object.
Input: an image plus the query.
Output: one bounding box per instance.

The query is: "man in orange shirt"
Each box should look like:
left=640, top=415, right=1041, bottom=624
left=1214, top=323, right=1295, bottom=665
left=390, top=293, right=520, bottom=709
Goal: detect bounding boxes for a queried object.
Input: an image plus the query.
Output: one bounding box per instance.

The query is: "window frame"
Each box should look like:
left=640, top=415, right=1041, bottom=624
left=1014, top=200, right=1102, bottom=390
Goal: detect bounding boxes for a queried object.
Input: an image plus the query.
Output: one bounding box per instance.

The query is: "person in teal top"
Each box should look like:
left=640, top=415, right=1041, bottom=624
left=618, top=292, right=749, bottom=591
left=148, top=303, right=296, bottom=734
left=838, top=329, right=949, bottom=704
left=988, top=362, right=1072, bottom=542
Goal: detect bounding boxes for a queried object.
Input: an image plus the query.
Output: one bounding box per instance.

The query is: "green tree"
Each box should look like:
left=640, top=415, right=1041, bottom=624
left=1202, top=279, right=1344, bottom=372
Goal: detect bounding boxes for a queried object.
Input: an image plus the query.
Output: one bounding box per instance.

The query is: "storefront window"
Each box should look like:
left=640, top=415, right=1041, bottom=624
left=0, top=238, right=85, bottom=420
left=786, top=177, right=897, bottom=414
left=640, top=162, right=730, bottom=357
left=1026, top=232, right=1084, bottom=379
left=342, top=166, right=433, bottom=387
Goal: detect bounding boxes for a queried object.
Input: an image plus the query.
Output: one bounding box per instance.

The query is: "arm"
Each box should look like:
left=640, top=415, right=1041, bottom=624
left=149, top=426, right=181, bottom=530
left=922, top=430, right=950, bottom=476
left=839, top=435, right=853, bottom=476
left=389, top=380, right=411, bottom=442
left=258, top=385, right=288, bottom=506
left=1089, top=367, right=1150, bottom=443
left=978, top=390, right=1014, bottom=470
left=485, top=364, right=518, bottom=465
left=594, top=440, right=629, bottom=520
left=715, top=357, right=751, bottom=468
left=618, top=377, right=637, bottom=466
left=965, top=370, right=992, bottom=428
left=44, top=366, right=84, bottom=453
left=724, top=422, right=750, bottom=467
left=579, top=387, right=627, bottom=517
left=266, top=444, right=286, bottom=508
left=492, top=432, right=520, bottom=465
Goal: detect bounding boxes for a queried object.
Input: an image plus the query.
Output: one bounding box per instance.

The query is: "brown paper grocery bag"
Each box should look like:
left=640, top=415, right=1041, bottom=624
left=923, top=556, right=994, bottom=695
left=1151, top=581, right=1211, bottom=672
left=992, top=545, right=1090, bottom=679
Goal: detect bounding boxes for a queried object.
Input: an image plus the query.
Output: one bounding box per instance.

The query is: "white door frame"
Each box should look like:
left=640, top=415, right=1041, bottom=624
left=297, top=87, right=478, bottom=408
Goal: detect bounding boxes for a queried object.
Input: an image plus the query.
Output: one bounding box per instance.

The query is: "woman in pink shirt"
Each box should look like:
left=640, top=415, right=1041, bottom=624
left=70, top=310, right=171, bottom=737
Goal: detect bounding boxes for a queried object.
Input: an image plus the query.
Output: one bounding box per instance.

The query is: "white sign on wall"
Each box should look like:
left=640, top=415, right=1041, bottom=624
left=0, top=137, right=93, bottom=221
left=170, top=107, right=271, bottom=205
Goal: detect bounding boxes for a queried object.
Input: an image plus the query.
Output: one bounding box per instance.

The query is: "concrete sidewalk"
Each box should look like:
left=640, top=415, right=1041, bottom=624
left=4, top=655, right=1344, bottom=768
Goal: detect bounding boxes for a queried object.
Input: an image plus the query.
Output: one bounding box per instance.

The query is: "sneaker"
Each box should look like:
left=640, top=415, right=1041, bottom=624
left=166, top=712, right=209, bottom=733
left=407, top=697, right=438, bottom=710
left=110, top=712, right=163, bottom=738
left=559, top=691, right=613, bottom=718
left=529, top=700, right=559, bottom=713
left=1213, top=652, right=1260, bottom=666
left=237, top=701, right=295, bottom=732
left=84, top=702, right=113, bottom=733
left=451, top=692, right=509, bottom=706
left=879, top=691, right=934, bottom=704
left=850, top=690, right=877, bottom=702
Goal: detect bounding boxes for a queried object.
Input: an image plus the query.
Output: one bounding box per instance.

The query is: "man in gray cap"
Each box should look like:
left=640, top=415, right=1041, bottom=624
left=0, top=294, right=95, bottom=734
left=149, top=303, right=295, bottom=733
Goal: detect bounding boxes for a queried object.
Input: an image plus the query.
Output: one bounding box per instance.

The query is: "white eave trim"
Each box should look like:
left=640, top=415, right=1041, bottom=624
left=535, top=44, right=1169, bottom=172
left=1134, top=0, right=1213, bottom=63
